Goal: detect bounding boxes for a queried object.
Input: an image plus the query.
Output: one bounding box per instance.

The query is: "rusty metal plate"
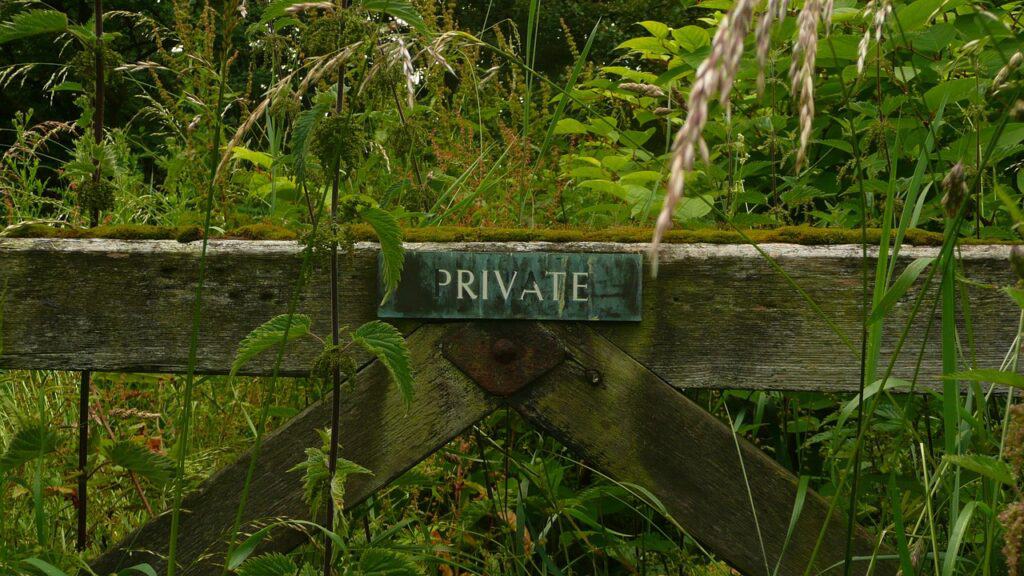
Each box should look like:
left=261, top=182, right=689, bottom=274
left=443, top=323, right=565, bottom=396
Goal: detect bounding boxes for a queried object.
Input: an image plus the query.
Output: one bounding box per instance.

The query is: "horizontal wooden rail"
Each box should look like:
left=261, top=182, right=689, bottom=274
left=0, top=238, right=1017, bottom=392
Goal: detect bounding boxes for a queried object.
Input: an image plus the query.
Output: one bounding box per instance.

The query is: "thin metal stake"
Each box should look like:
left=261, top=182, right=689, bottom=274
left=77, top=370, right=90, bottom=550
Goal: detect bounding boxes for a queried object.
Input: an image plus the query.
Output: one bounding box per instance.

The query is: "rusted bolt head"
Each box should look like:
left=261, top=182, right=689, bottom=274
left=584, top=369, right=603, bottom=386
left=492, top=338, right=518, bottom=364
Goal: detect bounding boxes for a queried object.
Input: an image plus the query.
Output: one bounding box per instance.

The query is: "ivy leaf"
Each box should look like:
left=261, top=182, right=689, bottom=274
left=351, top=321, right=414, bottom=406
left=360, top=207, right=404, bottom=304
left=945, top=454, right=1015, bottom=486
left=0, top=10, right=68, bottom=44
left=102, top=441, right=176, bottom=486
left=0, top=422, right=59, bottom=474
left=236, top=553, right=298, bottom=576
left=357, top=549, right=424, bottom=576
left=231, top=314, right=312, bottom=377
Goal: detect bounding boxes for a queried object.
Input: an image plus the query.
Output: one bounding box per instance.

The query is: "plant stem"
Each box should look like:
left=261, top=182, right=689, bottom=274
left=324, top=10, right=347, bottom=573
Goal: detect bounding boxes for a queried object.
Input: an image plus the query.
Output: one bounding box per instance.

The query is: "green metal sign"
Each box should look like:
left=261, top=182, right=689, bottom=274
left=378, top=251, right=642, bottom=321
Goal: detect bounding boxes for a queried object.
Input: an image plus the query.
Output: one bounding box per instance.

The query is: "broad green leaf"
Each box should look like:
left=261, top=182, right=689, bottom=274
left=352, top=321, right=414, bottom=405
left=236, top=553, right=298, bottom=576
left=103, top=441, right=176, bottom=486
left=0, top=10, right=68, bottom=44
left=360, top=206, right=404, bottom=303
left=672, top=26, right=709, bottom=52
left=924, top=78, right=981, bottom=112
left=867, top=257, right=935, bottom=325
left=674, top=194, right=714, bottom=221
left=0, top=423, right=58, bottom=474
left=895, top=0, right=948, bottom=32
left=22, top=558, right=68, bottom=576
left=637, top=21, right=669, bottom=39
left=616, top=37, right=668, bottom=56
left=358, top=549, right=424, bottom=576
left=231, top=314, right=312, bottom=377
left=943, top=369, right=1024, bottom=389
left=944, top=454, right=1014, bottom=486
left=553, top=118, right=589, bottom=135
left=358, top=0, right=427, bottom=32
left=232, top=147, right=275, bottom=170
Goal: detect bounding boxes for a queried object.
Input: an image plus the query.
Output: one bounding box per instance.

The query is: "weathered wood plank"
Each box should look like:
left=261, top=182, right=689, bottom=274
left=1, top=238, right=1017, bottom=391
left=512, top=324, right=892, bottom=576
left=90, top=324, right=496, bottom=575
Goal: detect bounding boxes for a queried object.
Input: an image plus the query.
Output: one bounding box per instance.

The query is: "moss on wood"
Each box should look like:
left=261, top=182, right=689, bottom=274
left=2, top=222, right=1017, bottom=245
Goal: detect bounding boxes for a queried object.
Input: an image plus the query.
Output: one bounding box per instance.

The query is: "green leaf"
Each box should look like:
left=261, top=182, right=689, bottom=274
left=867, top=257, right=935, bottom=325
left=358, top=549, right=424, bottom=576
left=231, top=314, right=312, bottom=377
left=1006, top=286, right=1024, bottom=309
left=351, top=321, right=414, bottom=405
left=942, top=369, right=1024, bottom=389
left=232, top=147, right=275, bottom=170
left=637, top=21, right=669, bottom=39
left=236, top=553, right=298, bottom=576
left=330, top=457, right=372, bottom=511
left=944, top=454, right=1014, bottom=486
left=0, top=423, right=58, bottom=474
left=291, top=92, right=333, bottom=184
left=553, top=118, right=589, bottom=135
left=616, top=37, right=668, bottom=56
left=22, top=558, right=68, bottom=576
left=0, top=10, right=68, bottom=44
left=360, top=207, right=405, bottom=304
left=671, top=26, right=709, bottom=52
left=358, top=0, right=427, bottom=32
left=116, top=565, right=159, bottom=576
left=103, top=441, right=176, bottom=486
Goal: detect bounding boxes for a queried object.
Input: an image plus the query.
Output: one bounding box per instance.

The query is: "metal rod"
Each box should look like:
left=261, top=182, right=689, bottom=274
left=77, top=370, right=90, bottom=550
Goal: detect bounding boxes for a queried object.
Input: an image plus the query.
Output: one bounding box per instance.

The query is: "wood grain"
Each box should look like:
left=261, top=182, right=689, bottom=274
left=90, top=324, right=496, bottom=575
left=1, top=238, right=1016, bottom=392
left=513, top=324, right=893, bottom=576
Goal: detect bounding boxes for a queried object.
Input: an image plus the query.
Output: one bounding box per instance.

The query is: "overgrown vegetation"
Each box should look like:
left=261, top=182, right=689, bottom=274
left=3, top=0, right=1024, bottom=574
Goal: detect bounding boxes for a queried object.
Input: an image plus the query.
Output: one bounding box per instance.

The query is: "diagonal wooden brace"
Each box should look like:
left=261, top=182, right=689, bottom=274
left=511, top=324, right=894, bottom=576
left=90, top=321, right=890, bottom=576
left=90, top=324, right=496, bottom=576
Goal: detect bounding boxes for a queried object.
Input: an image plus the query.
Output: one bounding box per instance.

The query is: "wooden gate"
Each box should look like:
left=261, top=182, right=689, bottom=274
left=1, top=236, right=1017, bottom=575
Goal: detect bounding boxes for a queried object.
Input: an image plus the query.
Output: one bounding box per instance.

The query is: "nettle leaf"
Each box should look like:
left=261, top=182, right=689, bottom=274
left=351, top=321, right=414, bottom=406
left=330, top=458, right=372, bottom=511
left=945, top=454, right=1015, bottom=486
left=236, top=553, right=298, bottom=576
left=289, top=444, right=369, bottom=511
left=231, top=314, right=312, bottom=377
left=0, top=10, right=68, bottom=44
left=103, top=441, right=176, bottom=486
left=0, top=422, right=59, bottom=474
left=357, top=549, right=424, bottom=576
left=360, top=207, right=404, bottom=304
